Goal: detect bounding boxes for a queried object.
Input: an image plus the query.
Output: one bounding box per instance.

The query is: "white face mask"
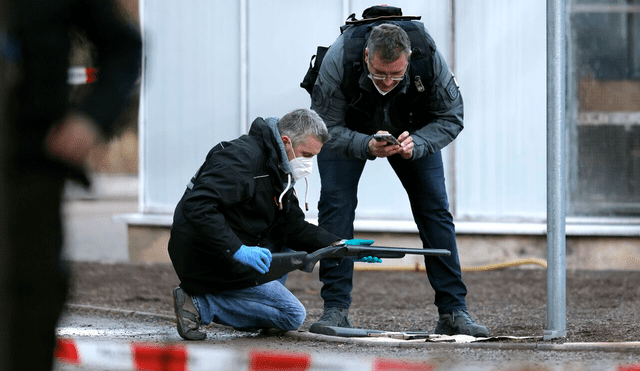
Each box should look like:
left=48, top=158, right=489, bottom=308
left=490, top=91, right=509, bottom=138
left=368, top=74, right=396, bottom=96
left=290, top=151, right=313, bottom=182
left=283, top=139, right=315, bottom=211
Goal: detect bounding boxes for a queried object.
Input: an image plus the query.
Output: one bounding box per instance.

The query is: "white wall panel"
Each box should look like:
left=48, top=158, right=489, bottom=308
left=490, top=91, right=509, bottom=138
left=245, top=1, right=344, bottom=221
left=455, top=0, right=547, bottom=220
left=141, top=1, right=241, bottom=212
left=246, top=1, right=344, bottom=119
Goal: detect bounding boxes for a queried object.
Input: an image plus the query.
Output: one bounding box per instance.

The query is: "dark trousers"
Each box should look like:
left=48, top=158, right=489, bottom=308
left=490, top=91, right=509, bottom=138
left=4, top=163, right=69, bottom=370
left=317, top=149, right=467, bottom=314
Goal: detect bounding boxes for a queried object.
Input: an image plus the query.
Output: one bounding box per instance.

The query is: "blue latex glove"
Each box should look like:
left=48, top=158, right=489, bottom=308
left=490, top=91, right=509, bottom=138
left=344, top=239, right=374, bottom=246
left=358, top=256, right=383, bottom=263
left=233, top=245, right=272, bottom=274
left=344, top=239, right=382, bottom=263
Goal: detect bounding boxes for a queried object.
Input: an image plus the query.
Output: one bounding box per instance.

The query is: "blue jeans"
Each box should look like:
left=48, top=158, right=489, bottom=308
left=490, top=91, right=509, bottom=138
left=317, top=149, right=467, bottom=314
left=192, top=275, right=306, bottom=331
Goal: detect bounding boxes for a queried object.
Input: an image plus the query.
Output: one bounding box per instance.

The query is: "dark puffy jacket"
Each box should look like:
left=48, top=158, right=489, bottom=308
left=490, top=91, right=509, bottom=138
left=168, top=117, right=340, bottom=295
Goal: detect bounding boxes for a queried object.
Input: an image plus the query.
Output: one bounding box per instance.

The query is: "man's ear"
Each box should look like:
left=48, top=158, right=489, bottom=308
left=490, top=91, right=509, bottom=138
left=282, top=136, right=295, bottom=161
left=364, top=48, right=369, bottom=64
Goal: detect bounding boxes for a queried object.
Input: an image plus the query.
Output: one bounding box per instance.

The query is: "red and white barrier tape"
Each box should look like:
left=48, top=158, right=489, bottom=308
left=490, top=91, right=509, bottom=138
left=68, top=66, right=97, bottom=85
left=55, top=337, right=436, bottom=371
left=55, top=337, right=640, bottom=371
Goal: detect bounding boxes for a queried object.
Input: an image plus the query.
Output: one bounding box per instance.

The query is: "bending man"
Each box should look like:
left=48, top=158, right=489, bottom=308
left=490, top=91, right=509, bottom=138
left=310, top=16, right=489, bottom=337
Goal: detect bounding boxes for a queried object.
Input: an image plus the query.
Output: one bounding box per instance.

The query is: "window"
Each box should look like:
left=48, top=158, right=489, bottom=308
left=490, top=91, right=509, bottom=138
left=569, top=0, right=640, bottom=216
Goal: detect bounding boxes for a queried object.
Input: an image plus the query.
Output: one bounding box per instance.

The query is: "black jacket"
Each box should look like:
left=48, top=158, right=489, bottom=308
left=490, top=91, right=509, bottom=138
left=7, top=0, right=142, bottom=165
left=168, top=117, right=340, bottom=295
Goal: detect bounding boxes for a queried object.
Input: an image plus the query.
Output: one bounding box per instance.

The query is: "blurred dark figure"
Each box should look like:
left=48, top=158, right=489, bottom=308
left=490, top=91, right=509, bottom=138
left=0, top=0, right=141, bottom=369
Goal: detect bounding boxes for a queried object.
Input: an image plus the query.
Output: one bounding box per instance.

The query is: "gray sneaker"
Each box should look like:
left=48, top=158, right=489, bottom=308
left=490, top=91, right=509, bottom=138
left=173, top=286, right=206, bottom=340
left=309, top=307, right=352, bottom=334
left=434, top=310, right=490, bottom=337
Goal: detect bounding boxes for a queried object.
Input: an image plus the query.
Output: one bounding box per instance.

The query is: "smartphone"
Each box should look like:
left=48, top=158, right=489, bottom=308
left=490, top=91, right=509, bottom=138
left=373, top=133, right=400, bottom=146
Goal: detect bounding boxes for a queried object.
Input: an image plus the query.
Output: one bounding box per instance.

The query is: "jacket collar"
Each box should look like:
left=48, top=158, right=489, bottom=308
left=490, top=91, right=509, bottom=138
left=248, top=116, right=292, bottom=174
left=248, top=117, right=296, bottom=210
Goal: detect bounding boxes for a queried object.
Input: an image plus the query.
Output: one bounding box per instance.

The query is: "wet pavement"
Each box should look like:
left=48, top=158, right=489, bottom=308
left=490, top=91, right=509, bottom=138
left=54, top=309, right=640, bottom=371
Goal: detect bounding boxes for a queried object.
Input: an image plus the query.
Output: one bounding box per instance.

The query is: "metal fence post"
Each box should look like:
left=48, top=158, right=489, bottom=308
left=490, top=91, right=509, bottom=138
left=545, top=0, right=567, bottom=341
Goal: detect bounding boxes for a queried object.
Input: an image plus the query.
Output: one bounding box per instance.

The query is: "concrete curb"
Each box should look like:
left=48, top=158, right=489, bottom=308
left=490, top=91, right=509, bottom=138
left=65, top=304, right=640, bottom=353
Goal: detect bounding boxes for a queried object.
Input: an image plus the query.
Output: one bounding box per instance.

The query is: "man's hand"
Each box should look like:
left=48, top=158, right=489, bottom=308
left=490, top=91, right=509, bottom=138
left=396, top=131, right=414, bottom=160
left=368, top=131, right=414, bottom=159
left=45, top=113, right=100, bottom=167
left=233, top=245, right=272, bottom=274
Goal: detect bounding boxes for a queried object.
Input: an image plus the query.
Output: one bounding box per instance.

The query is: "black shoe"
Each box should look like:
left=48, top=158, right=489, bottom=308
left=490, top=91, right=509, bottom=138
left=173, top=287, right=206, bottom=340
left=434, top=310, right=490, bottom=337
left=309, top=307, right=352, bottom=334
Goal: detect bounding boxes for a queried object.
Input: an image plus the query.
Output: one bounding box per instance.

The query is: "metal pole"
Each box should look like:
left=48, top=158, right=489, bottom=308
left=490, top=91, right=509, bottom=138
left=448, top=0, right=457, bottom=217
left=239, top=0, right=248, bottom=134
left=544, top=0, right=567, bottom=341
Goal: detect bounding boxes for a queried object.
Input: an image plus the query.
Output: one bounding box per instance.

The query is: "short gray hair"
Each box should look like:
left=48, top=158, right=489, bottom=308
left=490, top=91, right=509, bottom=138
left=366, top=24, right=411, bottom=62
left=278, top=108, right=330, bottom=144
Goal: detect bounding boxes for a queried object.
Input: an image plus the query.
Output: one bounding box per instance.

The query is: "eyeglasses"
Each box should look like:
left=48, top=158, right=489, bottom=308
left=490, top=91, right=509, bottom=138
left=368, top=73, right=405, bottom=82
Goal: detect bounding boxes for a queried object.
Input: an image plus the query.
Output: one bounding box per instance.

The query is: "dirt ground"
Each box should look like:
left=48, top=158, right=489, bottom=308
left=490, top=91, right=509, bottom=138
left=65, top=261, right=640, bottom=344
